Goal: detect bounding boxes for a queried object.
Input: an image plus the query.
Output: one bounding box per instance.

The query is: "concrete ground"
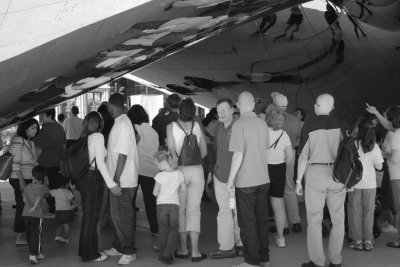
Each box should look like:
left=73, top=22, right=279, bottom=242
left=1, top=180, right=399, bottom=267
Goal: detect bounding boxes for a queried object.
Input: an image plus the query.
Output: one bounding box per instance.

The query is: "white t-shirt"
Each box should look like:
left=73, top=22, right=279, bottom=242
left=154, top=170, right=184, bottom=205
left=107, top=114, right=138, bottom=188
left=135, top=123, right=159, bottom=178
left=64, top=116, right=83, bottom=140
left=267, top=128, right=291, bottom=164
left=88, top=133, right=117, bottom=189
left=172, top=121, right=201, bottom=156
left=50, top=189, right=73, bottom=211
left=388, top=129, right=400, bottom=180
left=355, top=142, right=384, bottom=189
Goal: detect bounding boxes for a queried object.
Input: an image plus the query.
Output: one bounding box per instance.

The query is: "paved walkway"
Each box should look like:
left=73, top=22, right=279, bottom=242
left=0, top=181, right=399, bottom=267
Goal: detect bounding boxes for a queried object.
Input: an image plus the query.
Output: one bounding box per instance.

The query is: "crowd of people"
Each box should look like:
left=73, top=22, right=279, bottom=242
left=2, top=90, right=400, bottom=267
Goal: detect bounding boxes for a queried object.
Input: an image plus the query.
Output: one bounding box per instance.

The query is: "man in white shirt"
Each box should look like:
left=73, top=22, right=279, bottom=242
left=103, top=93, right=139, bottom=265
left=63, top=106, right=83, bottom=147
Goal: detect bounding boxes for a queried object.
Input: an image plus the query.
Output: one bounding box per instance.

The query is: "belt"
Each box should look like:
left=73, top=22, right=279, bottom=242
left=309, top=163, right=335, bottom=166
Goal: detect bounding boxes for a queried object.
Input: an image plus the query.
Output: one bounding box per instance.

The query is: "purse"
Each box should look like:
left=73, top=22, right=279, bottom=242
left=0, top=152, right=13, bottom=181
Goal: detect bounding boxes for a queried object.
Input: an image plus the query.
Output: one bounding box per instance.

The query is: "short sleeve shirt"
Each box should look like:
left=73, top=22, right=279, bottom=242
left=22, top=183, right=49, bottom=218
left=107, top=114, right=138, bottom=188
left=50, top=188, right=73, bottom=210
left=355, top=143, right=384, bottom=189
left=268, top=128, right=291, bottom=164
left=136, top=123, right=160, bottom=178
left=35, top=122, right=66, bottom=167
left=154, top=170, right=184, bottom=205
left=229, top=112, right=270, bottom=188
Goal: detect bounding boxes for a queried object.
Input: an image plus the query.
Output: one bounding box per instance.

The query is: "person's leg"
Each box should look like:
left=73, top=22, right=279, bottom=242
left=236, top=186, right=259, bottom=266
left=64, top=224, right=70, bottom=239
left=214, top=177, right=235, bottom=251
left=165, top=205, right=179, bottom=258
left=55, top=224, right=63, bottom=238
left=10, top=179, right=27, bottom=241
left=140, top=175, right=158, bottom=234
left=284, top=156, right=301, bottom=228
left=362, top=189, right=376, bottom=242
left=157, top=204, right=169, bottom=257
left=348, top=189, right=363, bottom=241
left=326, top=181, right=346, bottom=265
left=271, top=197, right=286, bottom=239
left=99, top=180, right=111, bottom=227
left=177, top=167, right=189, bottom=255
left=256, top=184, right=270, bottom=264
left=390, top=180, right=400, bottom=241
left=26, top=217, right=41, bottom=255
left=185, top=165, right=205, bottom=257
left=110, top=187, right=137, bottom=255
left=305, top=167, right=328, bottom=267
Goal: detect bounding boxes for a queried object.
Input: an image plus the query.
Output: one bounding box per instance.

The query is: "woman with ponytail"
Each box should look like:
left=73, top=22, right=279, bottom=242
left=348, top=118, right=384, bottom=251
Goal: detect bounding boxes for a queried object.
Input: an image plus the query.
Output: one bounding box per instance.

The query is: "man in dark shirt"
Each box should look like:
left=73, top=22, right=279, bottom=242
left=35, top=108, right=66, bottom=215
left=296, top=94, right=346, bottom=267
left=152, top=94, right=181, bottom=148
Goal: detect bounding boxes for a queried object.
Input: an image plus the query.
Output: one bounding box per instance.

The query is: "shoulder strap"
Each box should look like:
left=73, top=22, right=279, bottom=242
left=175, top=121, right=192, bottom=136
left=269, top=131, right=284, bottom=149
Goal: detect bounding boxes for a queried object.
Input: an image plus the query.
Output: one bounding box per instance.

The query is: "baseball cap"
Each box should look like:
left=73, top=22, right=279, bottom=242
left=271, top=92, right=288, bottom=108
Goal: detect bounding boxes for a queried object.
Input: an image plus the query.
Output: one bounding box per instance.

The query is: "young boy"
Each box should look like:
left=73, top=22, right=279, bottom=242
left=22, top=166, right=49, bottom=264
left=50, top=179, right=79, bottom=244
left=153, top=151, right=186, bottom=264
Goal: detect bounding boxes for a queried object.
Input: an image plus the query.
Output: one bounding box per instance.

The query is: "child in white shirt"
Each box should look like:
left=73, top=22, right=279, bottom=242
left=50, top=179, right=79, bottom=244
left=153, top=151, right=186, bottom=264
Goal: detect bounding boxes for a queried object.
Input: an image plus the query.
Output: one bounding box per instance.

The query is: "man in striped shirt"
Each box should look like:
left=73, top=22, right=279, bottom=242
left=295, top=94, right=346, bottom=267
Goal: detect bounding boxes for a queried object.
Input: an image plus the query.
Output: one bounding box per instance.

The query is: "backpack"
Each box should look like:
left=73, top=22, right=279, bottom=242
left=60, top=137, right=95, bottom=182
left=176, top=121, right=202, bottom=166
left=332, top=126, right=363, bottom=189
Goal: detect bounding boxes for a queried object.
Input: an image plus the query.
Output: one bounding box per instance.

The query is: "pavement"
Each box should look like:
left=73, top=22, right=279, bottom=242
left=1, top=180, right=400, bottom=267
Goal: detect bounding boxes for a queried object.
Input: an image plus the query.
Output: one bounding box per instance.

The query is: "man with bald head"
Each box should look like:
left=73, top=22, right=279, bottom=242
left=295, top=94, right=347, bottom=267
left=227, top=91, right=270, bottom=267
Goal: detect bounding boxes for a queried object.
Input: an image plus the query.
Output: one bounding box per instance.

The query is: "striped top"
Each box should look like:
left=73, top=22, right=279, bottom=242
left=9, top=136, right=38, bottom=180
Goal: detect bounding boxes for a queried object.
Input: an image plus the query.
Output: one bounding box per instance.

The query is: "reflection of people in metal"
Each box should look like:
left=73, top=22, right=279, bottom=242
left=254, top=13, right=277, bottom=35
left=356, top=1, right=373, bottom=19
left=347, top=14, right=366, bottom=39
left=274, top=6, right=303, bottom=40
left=324, top=4, right=345, bottom=64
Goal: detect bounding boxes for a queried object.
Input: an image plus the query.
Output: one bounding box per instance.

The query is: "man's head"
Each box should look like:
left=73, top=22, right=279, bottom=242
left=294, top=107, right=306, bottom=121
left=108, top=93, right=125, bottom=118
left=216, top=98, right=234, bottom=124
left=237, top=91, right=255, bottom=114
left=41, top=108, right=56, bottom=123
left=71, top=106, right=79, bottom=116
left=57, top=113, right=65, bottom=123
left=166, top=94, right=181, bottom=111
left=271, top=92, right=288, bottom=111
left=314, top=94, right=334, bottom=115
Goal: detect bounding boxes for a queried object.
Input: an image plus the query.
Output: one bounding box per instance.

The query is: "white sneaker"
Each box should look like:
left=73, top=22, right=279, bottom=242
left=275, top=236, right=286, bottom=248
left=93, top=254, right=108, bottom=262
left=118, top=254, right=136, bottom=265
left=37, top=253, right=45, bottom=260
left=29, top=255, right=38, bottom=264
left=55, top=236, right=69, bottom=244
left=103, top=247, right=123, bottom=256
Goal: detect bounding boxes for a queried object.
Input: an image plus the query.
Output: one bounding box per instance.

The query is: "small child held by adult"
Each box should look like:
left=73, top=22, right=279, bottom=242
left=153, top=151, right=186, bottom=264
left=22, top=166, right=49, bottom=264
left=50, top=178, right=79, bottom=244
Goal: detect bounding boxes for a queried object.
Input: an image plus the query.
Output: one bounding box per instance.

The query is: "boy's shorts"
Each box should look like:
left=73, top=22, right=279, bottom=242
left=55, top=210, right=73, bottom=224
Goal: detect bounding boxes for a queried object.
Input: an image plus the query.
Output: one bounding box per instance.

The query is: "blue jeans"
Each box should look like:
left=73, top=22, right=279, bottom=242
left=110, top=187, right=137, bottom=255
left=157, top=204, right=179, bottom=258
left=236, top=183, right=270, bottom=265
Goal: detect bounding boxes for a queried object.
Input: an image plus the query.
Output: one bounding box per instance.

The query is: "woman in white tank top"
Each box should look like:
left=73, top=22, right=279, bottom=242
left=166, top=98, right=207, bottom=262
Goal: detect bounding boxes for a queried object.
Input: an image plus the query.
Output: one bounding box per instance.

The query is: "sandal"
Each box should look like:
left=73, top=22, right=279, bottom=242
left=386, top=240, right=400, bottom=248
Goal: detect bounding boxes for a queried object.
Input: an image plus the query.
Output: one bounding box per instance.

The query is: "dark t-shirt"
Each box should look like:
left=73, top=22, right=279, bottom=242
left=35, top=122, right=66, bottom=167
left=152, top=110, right=179, bottom=147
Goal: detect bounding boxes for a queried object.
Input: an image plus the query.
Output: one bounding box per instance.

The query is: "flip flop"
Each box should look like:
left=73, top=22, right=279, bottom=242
left=386, top=241, right=400, bottom=248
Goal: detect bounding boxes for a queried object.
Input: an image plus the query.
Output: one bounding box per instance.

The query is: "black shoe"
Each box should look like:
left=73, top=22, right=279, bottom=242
left=329, top=264, right=341, bottom=267
left=174, top=250, right=189, bottom=259
left=192, top=253, right=207, bottom=262
left=160, top=255, right=173, bottom=265
left=301, top=261, right=324, bottom=267
left=293, top=223, right=302, bottom=233
left=209, top=249, right=236, bottom=259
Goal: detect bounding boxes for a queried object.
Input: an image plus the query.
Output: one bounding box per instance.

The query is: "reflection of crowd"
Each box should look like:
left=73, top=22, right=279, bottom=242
left=3, top=89, right=400, bottom=267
